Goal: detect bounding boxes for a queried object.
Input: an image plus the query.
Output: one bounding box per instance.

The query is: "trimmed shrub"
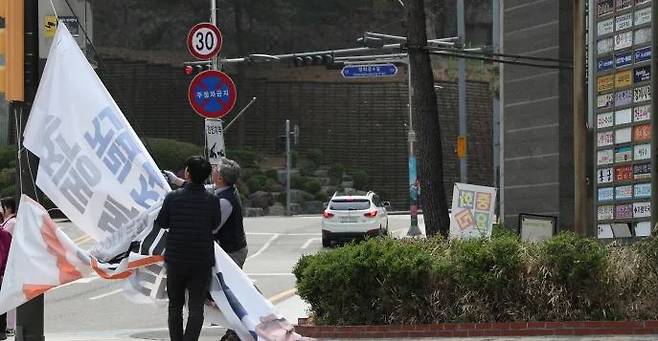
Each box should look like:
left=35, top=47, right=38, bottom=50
left=328, top=164, right=344, bottom=182
left=295, top=233, right=658, bottom=326
left=226, top=148, right=259, bottom=168
left=291, top=175, right=307, bottom=190
left=304, top=179, right=321, bottom=195
left=264, top=169, right=279, bottom=181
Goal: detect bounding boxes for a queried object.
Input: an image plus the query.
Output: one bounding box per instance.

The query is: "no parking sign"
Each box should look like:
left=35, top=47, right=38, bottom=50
left=188, top=70, right=237, bottom=119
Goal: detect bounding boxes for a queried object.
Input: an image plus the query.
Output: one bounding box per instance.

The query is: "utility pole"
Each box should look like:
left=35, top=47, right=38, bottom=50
left=16, top=0, right=45, bottom=340
left=573, top=0, right=587, bottom=236
left=285, top=119, right=292, bottom=216
left=492, top=0, right=501, bottom=219
left=457, top=0, right=467, bottom=183
left=406, top=62, right=422, bottom=236
left=406, top=0, right=451, bottom=236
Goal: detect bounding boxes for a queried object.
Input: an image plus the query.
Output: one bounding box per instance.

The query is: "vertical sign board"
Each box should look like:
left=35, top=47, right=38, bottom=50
left=449, top=183, right=497, bottom=240
left=205, top=119, right=225, bottom=165
left=592, top=0, right=655, bottom=239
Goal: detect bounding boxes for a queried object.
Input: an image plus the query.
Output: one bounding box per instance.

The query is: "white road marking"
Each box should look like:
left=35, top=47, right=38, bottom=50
left=247, top=234, right=280, bottom=260
left=89, top=289, right=123, bottom=300
left=301, top=238, right=320, bottom=249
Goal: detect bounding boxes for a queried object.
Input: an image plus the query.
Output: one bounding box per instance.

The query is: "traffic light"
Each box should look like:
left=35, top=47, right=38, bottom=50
left=293, top=53, right=334, bottom=67
left=0, top=0, right=24, bottom=102
left=183, top=61, right=212, bottom=76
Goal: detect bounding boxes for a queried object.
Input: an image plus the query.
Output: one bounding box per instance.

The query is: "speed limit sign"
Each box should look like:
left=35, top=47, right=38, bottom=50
left=187, top=23, right=223, bottom=60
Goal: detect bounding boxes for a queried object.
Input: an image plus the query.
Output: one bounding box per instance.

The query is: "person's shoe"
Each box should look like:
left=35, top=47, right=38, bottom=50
left=5, top=329, right=14, bottom=336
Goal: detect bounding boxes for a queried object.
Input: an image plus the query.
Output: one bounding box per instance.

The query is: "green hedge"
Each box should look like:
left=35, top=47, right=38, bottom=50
left=294, top=233, right=658, bottom=325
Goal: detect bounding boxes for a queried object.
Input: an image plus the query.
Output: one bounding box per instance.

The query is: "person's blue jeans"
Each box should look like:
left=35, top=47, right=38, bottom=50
left=167, top=264, right=211, bottom=341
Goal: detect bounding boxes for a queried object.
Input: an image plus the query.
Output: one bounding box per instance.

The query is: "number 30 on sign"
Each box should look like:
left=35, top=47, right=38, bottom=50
left=187, top=23, right=223, bottom=60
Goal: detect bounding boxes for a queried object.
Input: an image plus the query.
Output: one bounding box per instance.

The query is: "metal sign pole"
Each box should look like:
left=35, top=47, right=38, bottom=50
left=285, top=120, right=292, bottom=216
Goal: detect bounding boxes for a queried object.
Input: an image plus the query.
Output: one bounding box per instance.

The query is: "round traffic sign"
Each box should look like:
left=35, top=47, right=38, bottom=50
left=188, top=70, right=237, bottom=119
left=187, top=23, right=223, bottom=60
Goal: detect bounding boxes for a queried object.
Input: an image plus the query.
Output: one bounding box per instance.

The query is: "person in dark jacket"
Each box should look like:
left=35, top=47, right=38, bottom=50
left=155, top=156, right=220, bottom=341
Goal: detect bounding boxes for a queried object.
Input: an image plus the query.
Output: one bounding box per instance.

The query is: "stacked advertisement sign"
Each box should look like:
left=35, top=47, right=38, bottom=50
left=594, top=0, right=655, bottom=238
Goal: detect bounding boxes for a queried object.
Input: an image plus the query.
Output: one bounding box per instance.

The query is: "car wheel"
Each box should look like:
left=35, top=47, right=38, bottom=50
left=322, top=236, right=331, bottom=248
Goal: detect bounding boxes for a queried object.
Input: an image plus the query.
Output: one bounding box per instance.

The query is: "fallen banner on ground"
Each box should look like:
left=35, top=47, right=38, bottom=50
left=4, top=22, right=308, bottom=341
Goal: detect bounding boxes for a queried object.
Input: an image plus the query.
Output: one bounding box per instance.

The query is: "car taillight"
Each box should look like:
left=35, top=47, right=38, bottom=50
left=322, top=211, right=334, bottom=218
left=363, top=210, right=377, bottom=218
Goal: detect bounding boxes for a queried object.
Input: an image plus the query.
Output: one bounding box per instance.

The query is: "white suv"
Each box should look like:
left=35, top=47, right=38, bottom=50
left=321, top=191, right=390, bottom=247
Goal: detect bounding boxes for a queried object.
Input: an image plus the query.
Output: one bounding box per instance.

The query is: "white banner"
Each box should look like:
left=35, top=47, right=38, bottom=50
left=449, top=183, right=497, bottom=239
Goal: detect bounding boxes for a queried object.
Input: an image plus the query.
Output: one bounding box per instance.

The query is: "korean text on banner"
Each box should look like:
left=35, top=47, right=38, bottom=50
left=22, top=23, right=171, bottom=257
left=449, top=183, right=497, bottom=239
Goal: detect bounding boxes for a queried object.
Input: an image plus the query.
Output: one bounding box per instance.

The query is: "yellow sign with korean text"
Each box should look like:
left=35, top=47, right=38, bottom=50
left=597, top=75, right=614, bottom=93
left=615, top=70, right=633, bottom=88
left=44, top=16, right=57, bottom=38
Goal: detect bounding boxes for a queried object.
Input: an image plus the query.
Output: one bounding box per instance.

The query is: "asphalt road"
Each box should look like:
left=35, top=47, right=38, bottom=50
left=41, top=214, right=424, bottom=335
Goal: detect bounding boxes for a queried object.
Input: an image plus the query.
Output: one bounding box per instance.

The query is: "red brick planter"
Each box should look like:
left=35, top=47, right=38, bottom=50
left=296, top=319, right=658, bottom=338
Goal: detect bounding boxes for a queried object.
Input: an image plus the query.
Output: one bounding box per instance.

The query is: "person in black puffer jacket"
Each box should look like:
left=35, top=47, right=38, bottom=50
left=155, top=156, right=220, bottom=341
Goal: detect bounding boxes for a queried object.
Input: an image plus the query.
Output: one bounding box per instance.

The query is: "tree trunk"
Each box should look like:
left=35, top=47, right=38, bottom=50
left=406, top=0, right=451, bottom=236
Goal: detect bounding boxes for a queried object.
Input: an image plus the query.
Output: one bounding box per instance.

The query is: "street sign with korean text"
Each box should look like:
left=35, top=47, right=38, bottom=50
left=599, top=18, right=615, bottom=35
left=634, top=143, right=651, bottom=160
left=616, top=203, right=633, bottom=219
left=188, top=70, right=237, bottom=119
left=598, top=205, right=615, bottom=221
left=635, top=7, right=651, bottom=26
left=634, top=105, right=651, bottom=122
left=616, top=89, right=633, bottom=106
left=615, top=70, right=633, bottom=88
left=635, top=47, right=652, bottom=62
left=615, top=0, right=631, bottom=10
left=615, top=165, right=633, bottom=182
left=616, top=52, right=633, bottom=68
left=599, top=167, right=614, bottom=184
left=598, top=0, right=614, bottom=16
left=615, top=13, right=633, bottom=31
left=598, top=57, right=614, bottom=71
left=598, top=75, right=615, bottom=92
left=614, top=31, right=633, bottom=50
left=634, top=65, right=651, bottom=83
left=633, top=202, right=651, bottom=218
left=615, top=145, right=633, bottom=162
left=341, top=63, right=398, bottom=78
left=634, top=163, right=651, bottom=180
left=599, top=187, right=614, bottom=201
left=634, top=85, right=652, bottom=103
left=599, top=131, right=615, bottom=147
left=187, top=23, right=223, bottom=60
left=205, top=119, right=226, bottom=165
left=633, top=124, right=651, bottom=142
left=635, top=183, right=652, bottom=199
left=598, top=149, right=614, bottom=165
left=598, top=112, right=614, bottom=128
left=598, top=93, right=615, bottom=108
left=616, top=185, right=633, bottom=200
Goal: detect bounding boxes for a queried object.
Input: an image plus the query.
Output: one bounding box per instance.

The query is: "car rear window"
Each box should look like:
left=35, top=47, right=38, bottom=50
left=329, top=199, right=370, bottom=210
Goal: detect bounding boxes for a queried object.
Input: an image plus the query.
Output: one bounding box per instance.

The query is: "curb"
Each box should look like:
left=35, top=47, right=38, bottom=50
left=296, top=319, right=658, bottom=338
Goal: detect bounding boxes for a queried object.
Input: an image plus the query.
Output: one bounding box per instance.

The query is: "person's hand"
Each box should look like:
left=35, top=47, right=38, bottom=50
left=162, top=170, right=183, bottom=186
